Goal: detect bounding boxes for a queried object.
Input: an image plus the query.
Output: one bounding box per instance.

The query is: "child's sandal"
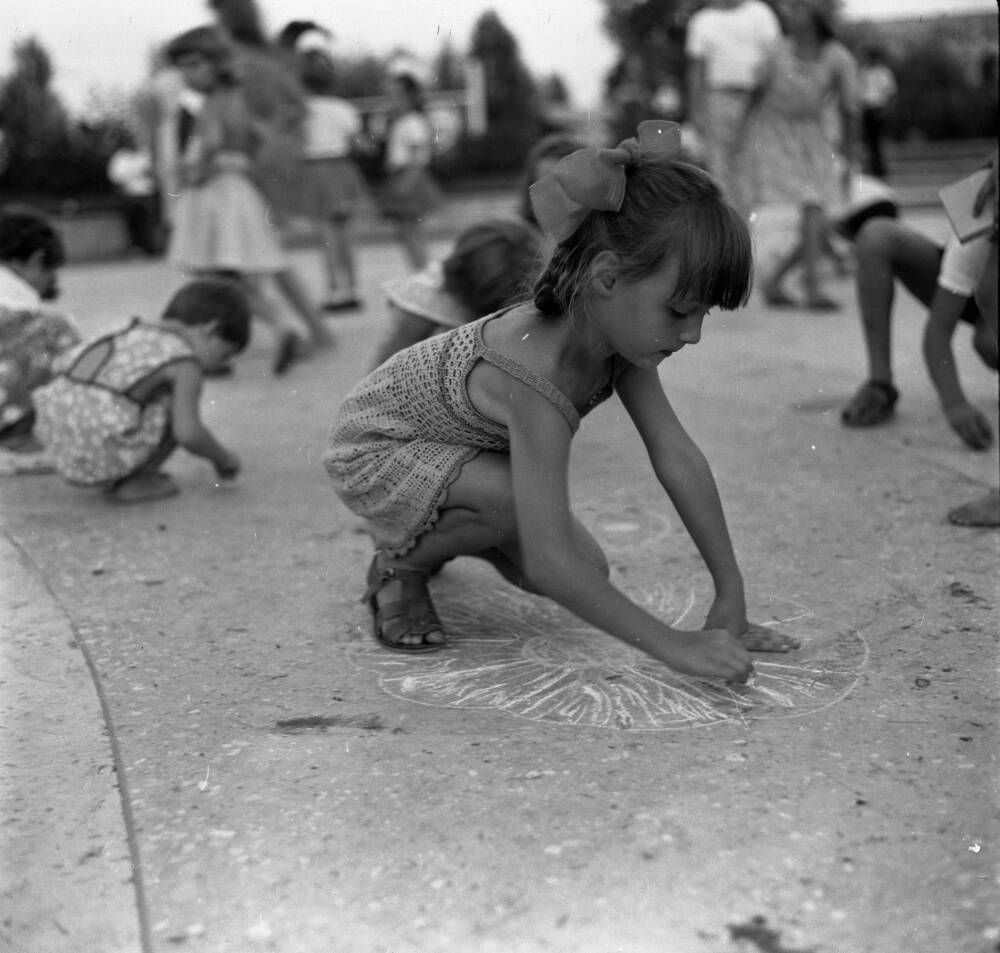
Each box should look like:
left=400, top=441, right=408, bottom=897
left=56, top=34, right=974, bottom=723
left=363, top=555, right=447, bottom=653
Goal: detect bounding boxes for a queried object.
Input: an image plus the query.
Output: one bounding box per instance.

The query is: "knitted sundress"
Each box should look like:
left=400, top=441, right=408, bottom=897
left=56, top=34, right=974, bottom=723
left=33, top=320, right=195, bottom=486
left=324, top=313, right=617, bottom=556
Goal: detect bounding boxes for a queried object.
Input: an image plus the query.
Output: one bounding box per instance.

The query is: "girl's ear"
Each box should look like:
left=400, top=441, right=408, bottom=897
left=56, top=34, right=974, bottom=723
left=589, top=250, right=621, bottom=297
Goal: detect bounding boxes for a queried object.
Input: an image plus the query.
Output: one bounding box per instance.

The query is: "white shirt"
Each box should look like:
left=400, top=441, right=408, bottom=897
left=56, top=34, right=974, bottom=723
left=0, top=265, right=41, bottom=309
left=108, top=149, right=157, bottom=196
left=386, top=112, right=433, bottom=170
left=304, top=96, right=362, bottom=160
left=859, top=64, right=897, bottom=110
left=938, top=233, right=991, bottom=299
left=685, top=0, right=781, bottom=90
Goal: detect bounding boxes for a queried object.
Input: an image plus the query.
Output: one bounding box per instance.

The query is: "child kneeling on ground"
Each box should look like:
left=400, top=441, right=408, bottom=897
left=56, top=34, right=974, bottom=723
left=324, top=122, right=799, bottom=682
left=34, top=277, right=250, bottom=503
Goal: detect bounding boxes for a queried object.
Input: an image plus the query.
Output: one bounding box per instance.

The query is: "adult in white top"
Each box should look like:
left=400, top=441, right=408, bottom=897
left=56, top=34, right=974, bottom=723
left=379, top=73, right=441, bottom=271
left=685, top=0, right=781, bottom=215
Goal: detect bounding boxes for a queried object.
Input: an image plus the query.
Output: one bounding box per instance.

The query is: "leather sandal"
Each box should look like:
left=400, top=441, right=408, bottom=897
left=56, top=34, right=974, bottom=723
left=363, top=555, right=446, bottom=653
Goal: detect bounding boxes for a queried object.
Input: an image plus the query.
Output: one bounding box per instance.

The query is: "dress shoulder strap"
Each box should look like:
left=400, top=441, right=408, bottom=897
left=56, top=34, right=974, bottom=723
left=472, top=318, right=580, bottom=432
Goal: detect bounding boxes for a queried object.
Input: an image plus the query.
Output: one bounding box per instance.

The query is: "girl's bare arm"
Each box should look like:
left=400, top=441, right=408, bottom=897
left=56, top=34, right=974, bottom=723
left=167, top=361, right=240, bottom=473
left=500, top=379, right=752, bottom=681
left=618, top=367, right=744, bottom=601
left=618, top=367, right=800, bottom=651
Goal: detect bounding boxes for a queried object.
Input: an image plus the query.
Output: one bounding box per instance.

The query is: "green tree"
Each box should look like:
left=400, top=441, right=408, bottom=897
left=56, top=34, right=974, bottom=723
left=599, top=0, right=692, bottom=99
left=465, top=10, right=541, bottom=173
left=0, top=38, right=69, bottom=167
left=0, top=36, right=117, bottom=196
left=888, top=38, right=978, bottom=140
left=431, top=39, right=466, bottom=91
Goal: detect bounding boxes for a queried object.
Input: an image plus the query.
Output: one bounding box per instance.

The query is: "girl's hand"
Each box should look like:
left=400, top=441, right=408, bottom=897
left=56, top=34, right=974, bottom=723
left=666, top=629, right=754, bottom=684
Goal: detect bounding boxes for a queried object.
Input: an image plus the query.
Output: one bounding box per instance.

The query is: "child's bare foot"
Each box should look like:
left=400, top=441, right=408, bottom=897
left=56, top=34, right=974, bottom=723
left=738, top=622, right=801, bottom=652
left=948, top=488, right=1000, bottom=527
left=105, top=471, right=179, bottom=504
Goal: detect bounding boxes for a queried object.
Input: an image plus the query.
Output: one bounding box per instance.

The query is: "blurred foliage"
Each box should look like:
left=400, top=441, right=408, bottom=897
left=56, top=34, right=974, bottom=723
left=460, top=11, right=543, bottom=174
left=0, top=37, right=126, bottom=199
left=599, top=1, right=997, bottom=144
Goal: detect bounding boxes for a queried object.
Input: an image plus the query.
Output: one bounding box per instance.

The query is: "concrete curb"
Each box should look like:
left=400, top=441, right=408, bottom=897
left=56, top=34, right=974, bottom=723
left=0, top=532, right=145, bottom=953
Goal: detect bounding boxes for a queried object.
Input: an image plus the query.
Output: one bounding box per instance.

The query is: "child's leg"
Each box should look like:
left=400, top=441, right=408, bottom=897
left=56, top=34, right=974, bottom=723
left=236, top=275, right=311, bottom=374
left=854, top=220, right=940, bottom=382
left=973, top=243, right=998, bottom=368
left=394, top=220, right=429, bottom=271
left=800, top=203, right=838, bottom=309
left=368, top=452, right=608, bottom=648
left=326, top=218, right=358, bottom=299
left=105, top=435, right=179, bottom=503
left=272, top=268, right=335, bottom=348
left=761, top=242, right=802, bottom=306
left=842, top=221, right=943, bottom=427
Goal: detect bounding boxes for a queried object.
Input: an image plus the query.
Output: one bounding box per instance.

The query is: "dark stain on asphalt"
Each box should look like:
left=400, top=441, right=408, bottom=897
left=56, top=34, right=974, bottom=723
left=727, top=916, right=816, bottom=953
left=275, top=714, right=389, bottom=733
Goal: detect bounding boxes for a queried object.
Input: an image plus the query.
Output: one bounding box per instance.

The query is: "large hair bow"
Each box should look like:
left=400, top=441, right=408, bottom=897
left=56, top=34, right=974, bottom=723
left=528, top=120, right=682, bottom=243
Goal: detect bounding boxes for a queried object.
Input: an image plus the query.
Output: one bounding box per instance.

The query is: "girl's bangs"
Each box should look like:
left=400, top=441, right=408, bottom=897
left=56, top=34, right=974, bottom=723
left=672, top=204, right=753, bottom=311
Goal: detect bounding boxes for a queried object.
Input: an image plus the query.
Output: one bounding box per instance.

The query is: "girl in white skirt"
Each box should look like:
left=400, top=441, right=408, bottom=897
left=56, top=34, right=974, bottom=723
left=165, top=27, right=331, bottom=373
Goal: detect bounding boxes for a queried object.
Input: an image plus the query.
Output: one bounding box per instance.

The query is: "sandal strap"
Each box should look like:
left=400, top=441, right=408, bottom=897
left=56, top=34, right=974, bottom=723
left=374, top=595, right=442, bottom=639
left=362, top=560, right=430, bottom=603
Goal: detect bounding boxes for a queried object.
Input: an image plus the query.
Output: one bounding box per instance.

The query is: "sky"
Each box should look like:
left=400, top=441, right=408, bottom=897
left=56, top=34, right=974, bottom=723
left=3, top=0, right=997, bottom=114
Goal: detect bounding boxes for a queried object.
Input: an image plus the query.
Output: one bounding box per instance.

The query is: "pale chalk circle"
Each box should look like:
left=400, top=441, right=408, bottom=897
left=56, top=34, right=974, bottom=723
left=581, top=496, right=675, bottom=554
left=346, top=577, right=869, bottom=731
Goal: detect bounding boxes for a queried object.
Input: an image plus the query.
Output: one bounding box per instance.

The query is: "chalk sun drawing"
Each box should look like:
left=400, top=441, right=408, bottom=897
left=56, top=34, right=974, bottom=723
left=347, top=574, right=869, bottom=731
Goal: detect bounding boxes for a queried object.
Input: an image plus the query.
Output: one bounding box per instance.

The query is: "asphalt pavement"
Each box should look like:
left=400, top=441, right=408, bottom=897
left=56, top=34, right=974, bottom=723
left=1, top=205, right=998, bottom=953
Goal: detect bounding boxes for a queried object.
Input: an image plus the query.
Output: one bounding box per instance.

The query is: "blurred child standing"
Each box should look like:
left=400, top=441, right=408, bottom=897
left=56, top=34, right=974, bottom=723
left=378, top=71, right=442, bottom=272
left=165, top=26, right=331, bottom=374
left=293, top=27, right=367, bottom=312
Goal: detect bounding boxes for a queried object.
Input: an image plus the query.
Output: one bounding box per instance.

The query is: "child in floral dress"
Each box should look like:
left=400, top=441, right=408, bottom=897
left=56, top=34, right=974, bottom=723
left=34, top=278, right=250, bottom=503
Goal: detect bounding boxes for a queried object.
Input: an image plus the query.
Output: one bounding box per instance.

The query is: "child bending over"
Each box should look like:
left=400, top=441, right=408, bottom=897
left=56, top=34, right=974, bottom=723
left=369, top=218, right=542, bottom=369
left=325, top=121, right=798, bottom=682
left=840, top=225, right=996, bottom=450
left=34, top=278, right=250, bottom=503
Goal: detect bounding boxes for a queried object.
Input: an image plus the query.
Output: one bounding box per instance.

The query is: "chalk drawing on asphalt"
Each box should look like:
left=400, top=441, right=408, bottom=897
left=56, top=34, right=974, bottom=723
left=346, top=581, right=869, bottom=731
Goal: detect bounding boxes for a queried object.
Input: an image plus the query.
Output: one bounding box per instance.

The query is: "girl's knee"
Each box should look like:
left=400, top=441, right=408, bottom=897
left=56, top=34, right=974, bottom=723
left=855, top=217, right=900, bottom=258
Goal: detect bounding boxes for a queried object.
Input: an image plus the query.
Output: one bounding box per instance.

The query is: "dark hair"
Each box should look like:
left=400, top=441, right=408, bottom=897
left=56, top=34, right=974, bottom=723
left=210, top=0, right=268, bottom=47
left=165, top=26, right=237, bottom=84
left=162, top=278, right=252, bottom=353
left=519, top=133, right=586, bottom=225
left=276, top=19, right=325, bottom=49
left=0, top=205, right=65, bottom=268
left=533, top=156, right=752, bottom=317
left=300, top=49, right=336, bottom=95
left=392, top=73, right=425, bottom=113
left=443, top=219, right=543, bottom=316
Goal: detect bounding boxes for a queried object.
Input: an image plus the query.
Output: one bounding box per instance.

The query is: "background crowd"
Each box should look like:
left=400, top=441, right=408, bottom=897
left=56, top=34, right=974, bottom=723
left=0, top=0, right=996, bottom=522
